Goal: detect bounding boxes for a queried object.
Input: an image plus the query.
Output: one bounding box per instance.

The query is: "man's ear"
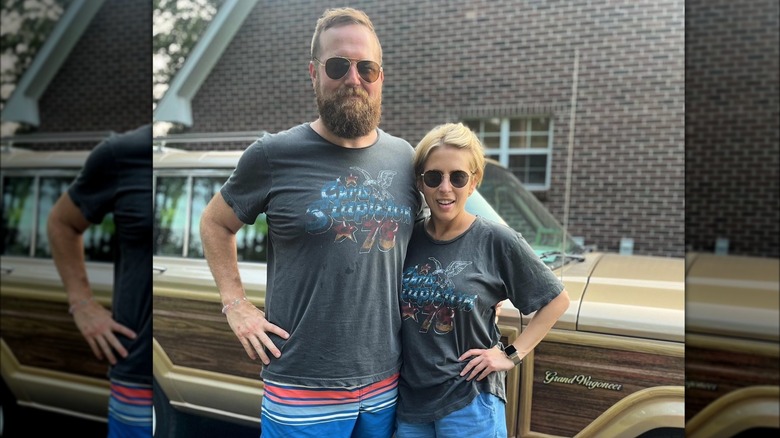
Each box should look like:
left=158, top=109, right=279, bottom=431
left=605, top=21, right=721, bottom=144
left=309, top=61, right=317, bottom=85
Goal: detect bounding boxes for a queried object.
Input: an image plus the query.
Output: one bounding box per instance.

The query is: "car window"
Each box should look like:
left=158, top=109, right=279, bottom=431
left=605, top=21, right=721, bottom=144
left=2, top=176, right=35, bottom=256
left=478, top=160, right=585, bottom=266
left=153, top=172, right=268, bottom=262
left=1, top=173, right=115, bottom=261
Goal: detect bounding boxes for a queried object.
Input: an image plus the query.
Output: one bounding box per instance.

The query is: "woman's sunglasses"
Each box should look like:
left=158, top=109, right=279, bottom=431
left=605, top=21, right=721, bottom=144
left=420, top=170, right=473, bottom=189
left=313, top=56, right=382, bottom=83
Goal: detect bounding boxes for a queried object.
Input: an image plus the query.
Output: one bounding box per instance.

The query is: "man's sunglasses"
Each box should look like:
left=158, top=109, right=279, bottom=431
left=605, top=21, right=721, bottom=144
left=313, top=56, right=382, bottom=83
left=420, top=170, right=473, bottom=189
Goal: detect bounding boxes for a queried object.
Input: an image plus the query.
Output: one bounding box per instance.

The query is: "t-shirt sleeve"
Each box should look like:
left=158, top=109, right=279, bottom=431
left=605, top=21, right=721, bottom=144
left=220, top=139, right=273, bottom=224
left=67, top=138, right=118, bottom=224
left=502, top=231, right=565, bottom=315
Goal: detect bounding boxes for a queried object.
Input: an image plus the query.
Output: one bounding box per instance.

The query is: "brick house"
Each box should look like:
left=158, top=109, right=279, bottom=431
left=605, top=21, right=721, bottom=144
left=155, top=0, right=686, bottom=257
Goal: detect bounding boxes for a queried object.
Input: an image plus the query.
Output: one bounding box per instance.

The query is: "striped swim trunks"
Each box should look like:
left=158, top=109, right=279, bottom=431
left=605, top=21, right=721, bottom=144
left=108, top=379, right=153, bottom=438
left=260, top=372, right=399, bottom=438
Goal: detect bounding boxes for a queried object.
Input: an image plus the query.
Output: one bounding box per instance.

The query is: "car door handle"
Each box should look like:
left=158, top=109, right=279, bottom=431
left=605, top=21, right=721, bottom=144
left=153, top=265, right=167, bottom=274
left=1, top=266, right=13, bottom=275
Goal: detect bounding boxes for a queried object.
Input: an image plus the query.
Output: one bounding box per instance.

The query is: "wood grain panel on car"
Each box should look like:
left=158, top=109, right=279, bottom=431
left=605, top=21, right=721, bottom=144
left=685, top=341, right=780, bottom=421
left=0, top=295, right=109, bottom=379
left=527, top=340, right=685, bottom=436
left=153, top=294, right=264, bottom=378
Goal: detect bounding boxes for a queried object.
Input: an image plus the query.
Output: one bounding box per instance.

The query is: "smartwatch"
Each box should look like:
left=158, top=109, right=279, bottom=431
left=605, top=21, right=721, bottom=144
left=504, top=344, right=523, bottom=366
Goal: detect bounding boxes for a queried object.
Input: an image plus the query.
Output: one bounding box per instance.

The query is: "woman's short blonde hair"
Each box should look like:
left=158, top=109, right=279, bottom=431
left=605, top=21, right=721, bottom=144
left=413, top=123, right=486, bottom=187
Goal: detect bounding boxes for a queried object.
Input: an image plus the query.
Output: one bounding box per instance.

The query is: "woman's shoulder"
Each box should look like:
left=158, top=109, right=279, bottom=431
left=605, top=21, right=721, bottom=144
left=475, top=216, right=521, bottom=239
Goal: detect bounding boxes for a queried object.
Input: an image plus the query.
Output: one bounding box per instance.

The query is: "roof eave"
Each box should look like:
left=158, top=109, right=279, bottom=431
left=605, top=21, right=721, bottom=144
left=0, top=0, right=107, bottom=126
left=153, top=0, right=260, bottom=127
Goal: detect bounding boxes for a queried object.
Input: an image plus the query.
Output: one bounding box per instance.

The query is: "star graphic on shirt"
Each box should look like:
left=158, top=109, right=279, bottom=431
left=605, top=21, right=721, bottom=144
left=333, top=221, right=357, bottom=243
left=401, top=302, right=419, bottom=322
left=345, top=173, right=359, bottom=187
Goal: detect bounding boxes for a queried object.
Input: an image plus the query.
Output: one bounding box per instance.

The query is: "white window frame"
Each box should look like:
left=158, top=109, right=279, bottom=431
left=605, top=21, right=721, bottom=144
left=465, top=117, right=554, bottom=191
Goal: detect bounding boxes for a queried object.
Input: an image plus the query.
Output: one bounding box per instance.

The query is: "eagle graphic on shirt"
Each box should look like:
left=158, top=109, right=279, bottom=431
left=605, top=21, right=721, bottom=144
left=401, top=257, right=478, bottom=335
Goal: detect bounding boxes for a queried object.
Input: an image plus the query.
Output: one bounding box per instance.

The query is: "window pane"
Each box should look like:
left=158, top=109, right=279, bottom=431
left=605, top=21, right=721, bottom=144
left=482, top=135, right=501, bottom=149
left=484, top=118, right=501, bottom=134
left=188, top=177, right=222, bottom=258
left=509, top=118, right=528, bottom=132
left=83, top=214, right=115, bottom=262
left=2, top=177, right=35, bottom=256
left=509, top=134, right=528, bottom=149
left=36, top=176, right=74, bottom=258
left=154, top=176, right=188, bottom=256
left=236, top=214, right=268, bottom=262
left=463, top=119, right=481, bottom=133
left=531, top=118, right=549, bottom=131
left=508, top=155, right=547, bottom=185
left=530, top=134, right=549, bottom=148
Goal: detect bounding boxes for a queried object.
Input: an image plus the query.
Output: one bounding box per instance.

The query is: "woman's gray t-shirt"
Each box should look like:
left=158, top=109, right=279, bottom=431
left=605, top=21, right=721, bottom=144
left=397, top=216, right=564, bottom=422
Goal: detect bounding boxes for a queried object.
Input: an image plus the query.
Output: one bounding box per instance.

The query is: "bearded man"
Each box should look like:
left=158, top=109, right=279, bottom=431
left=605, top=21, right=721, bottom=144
left=199, top=7, right=422, bottom=438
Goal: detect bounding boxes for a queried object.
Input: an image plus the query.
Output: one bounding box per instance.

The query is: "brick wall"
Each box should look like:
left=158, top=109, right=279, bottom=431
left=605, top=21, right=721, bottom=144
left=33, top=0, right=152, bottom=143
left=686, top=0, right=779, bottom=258
left=187, top=0, right=685, bottom=257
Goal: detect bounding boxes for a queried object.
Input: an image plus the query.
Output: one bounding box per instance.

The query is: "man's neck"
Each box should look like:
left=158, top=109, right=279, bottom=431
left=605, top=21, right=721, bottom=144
left=311, top=118, right=377, bottom=149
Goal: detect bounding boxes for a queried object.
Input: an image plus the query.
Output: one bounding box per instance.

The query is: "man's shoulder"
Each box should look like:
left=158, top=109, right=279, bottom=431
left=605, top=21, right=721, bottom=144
left=105, top=124, right=152, bottom=149
left=89, top=124, right=152, bottom=164
left=376, top=128, right=413, bottom=150
left=245, top=123, right=313, bottom=150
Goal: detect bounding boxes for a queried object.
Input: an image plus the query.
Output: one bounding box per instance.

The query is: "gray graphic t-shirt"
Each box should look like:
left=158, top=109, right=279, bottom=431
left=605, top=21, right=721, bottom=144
left=397, top=216, right=564, bottom=423
left=221, top=123, right=421, bottom=387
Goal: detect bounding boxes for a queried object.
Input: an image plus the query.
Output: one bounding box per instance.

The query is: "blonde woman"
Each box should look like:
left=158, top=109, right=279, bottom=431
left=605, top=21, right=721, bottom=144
left=396, top=123, right=570, bottom=437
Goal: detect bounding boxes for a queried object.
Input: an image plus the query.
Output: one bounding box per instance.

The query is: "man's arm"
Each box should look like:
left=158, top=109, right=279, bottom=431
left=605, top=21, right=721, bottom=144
left=200, top=192, right=289, bottom=364
left=47, top=192, right=136, bottom=364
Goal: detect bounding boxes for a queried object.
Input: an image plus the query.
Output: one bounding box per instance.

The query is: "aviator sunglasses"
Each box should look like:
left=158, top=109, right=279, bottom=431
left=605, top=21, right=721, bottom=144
left=312, top=56, right=382, bottom=83
left=421, top=170, right=473, bottom=189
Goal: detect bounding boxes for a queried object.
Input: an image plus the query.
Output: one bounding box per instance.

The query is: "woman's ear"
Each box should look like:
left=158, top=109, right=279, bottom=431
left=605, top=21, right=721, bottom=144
left=468, top=178, right=478, bottom=196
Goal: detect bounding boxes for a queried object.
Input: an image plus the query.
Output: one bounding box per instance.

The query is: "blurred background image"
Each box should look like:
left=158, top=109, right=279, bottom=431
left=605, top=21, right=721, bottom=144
left=1, top=0, right=152, bottom=436
left=685, top=0, right=779, bottom=437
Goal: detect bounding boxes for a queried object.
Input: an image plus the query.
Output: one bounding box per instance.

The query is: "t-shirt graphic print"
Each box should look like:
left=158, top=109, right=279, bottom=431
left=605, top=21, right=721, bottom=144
left=305, top=166, right=413, bottom=253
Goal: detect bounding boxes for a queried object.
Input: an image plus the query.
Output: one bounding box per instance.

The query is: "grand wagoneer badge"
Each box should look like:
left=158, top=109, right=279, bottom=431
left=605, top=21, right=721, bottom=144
left=543, top=370, right=623, bottom=391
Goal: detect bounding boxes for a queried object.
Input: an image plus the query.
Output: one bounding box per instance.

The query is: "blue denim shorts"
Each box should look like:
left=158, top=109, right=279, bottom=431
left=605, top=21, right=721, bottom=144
left=395, top=392, right=507, bottom=438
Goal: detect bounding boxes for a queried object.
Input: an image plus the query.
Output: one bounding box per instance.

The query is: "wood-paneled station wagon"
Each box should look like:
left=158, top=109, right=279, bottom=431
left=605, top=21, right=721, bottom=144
left=1, top=146, right=117, bottom=433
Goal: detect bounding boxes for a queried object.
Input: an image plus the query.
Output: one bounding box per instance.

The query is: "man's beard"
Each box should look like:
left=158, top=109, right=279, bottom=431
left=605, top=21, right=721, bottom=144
left=315, top=82, right=381, bottom=139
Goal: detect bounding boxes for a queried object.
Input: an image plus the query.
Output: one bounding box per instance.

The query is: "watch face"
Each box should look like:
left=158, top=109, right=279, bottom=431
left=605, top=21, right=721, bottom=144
left=505, top=344, right=518, bottom=356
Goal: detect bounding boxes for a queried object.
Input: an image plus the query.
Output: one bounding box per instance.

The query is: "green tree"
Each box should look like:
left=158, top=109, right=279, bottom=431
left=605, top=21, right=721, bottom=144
left=1, top=0, right=70, bottom=135
left=153, top=0, right=222, bottom=108
left=1, top=0, right=221, bottom=136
